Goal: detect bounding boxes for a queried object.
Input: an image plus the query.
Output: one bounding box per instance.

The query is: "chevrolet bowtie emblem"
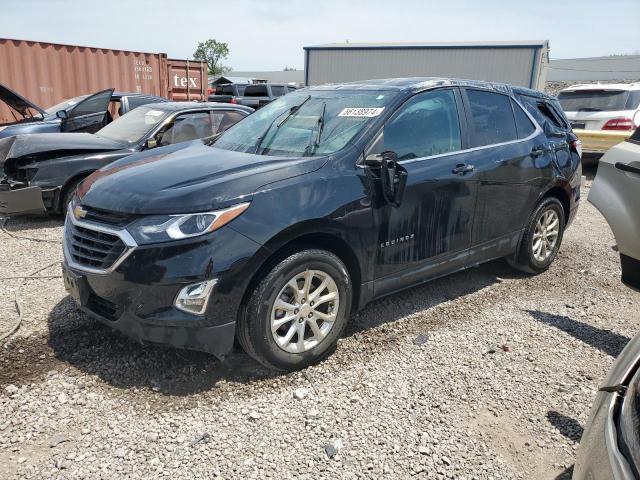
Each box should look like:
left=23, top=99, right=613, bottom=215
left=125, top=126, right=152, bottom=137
left=74, top=206, right=87, bottom=219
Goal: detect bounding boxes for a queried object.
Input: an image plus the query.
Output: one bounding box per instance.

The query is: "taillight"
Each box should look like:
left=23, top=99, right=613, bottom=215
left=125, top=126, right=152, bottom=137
left=230, top=98, right=237, bottom=104
left=570, top=139, right=583, bottom=158
left=602, top=117, right=635, bottom=131
left=206, top=87, right=213, bottom=95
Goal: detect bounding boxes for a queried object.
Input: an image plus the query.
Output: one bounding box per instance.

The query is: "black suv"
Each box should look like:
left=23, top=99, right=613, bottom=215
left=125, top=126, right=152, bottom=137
left=63, top=78, right=582, bottom=371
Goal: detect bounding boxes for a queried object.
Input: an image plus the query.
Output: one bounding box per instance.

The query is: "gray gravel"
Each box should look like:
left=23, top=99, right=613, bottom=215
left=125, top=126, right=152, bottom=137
left=1, top=177, right=639, bottom=479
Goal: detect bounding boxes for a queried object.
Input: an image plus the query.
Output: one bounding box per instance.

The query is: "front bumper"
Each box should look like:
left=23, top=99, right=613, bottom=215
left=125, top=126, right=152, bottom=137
left=0, top=184, right=46, bottom=215
left=61, top=216, right=266, bottom=359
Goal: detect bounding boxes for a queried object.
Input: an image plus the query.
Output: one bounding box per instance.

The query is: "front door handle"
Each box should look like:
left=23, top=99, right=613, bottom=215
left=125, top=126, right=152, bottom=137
left=452, top=163, right=474, bottom=175
left=615, top=162, right=640, bottom=175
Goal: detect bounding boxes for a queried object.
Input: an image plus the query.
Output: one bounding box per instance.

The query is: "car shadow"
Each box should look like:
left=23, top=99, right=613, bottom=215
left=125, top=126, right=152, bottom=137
left=527, top=310, right=630, bottom=357
left=47, top=296, right=276, bottom=396
left=45, top=258, right=518, bottom=396
left=346, top=258, right=524, bottom=337
left=547, top=410, right=584, bottom=443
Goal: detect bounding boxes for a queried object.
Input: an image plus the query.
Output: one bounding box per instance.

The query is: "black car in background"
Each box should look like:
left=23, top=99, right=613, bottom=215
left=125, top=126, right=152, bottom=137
left=0, top=84, right=166, bottom=139
left=0, top=102, right=252, bottom=215
left=207, top=83, right=247, bottom=104
left=63, top=78, right=582, bottom=371
left=236, top=83, right=297, bottom=109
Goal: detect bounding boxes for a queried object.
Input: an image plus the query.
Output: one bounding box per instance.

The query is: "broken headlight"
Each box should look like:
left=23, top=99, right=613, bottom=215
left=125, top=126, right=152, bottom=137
left=127, top=202, right=250, bottom=245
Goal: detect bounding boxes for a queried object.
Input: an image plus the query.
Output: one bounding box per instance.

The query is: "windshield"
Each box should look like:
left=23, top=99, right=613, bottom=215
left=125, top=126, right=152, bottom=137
left=558, top=90, right=630, bottom=112
left=95, top=105, right=168, bottom=144
left=214, top=89, right=397, bottom=157
left=44, top=95, right=88, bottom=115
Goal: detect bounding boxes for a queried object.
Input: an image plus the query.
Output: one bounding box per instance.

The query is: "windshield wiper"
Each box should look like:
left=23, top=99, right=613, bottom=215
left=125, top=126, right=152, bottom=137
left=253, top=95, right=311, bottom=155
left=304, top=102, right=326, bottom=157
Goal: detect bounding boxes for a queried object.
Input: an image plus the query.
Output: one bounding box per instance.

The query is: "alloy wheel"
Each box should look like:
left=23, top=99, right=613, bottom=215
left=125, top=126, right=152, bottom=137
left=532, top=209, right=560, bottom=262
left=270, top=269, right=339, bottom=353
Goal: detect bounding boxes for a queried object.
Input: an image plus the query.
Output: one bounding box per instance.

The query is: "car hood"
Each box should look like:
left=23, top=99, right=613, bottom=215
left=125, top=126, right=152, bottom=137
left=0, top=84, right=46, bottom=126
left=0, top=133, right=127, bottom=171
left=78, top=141, right=328, bottom=215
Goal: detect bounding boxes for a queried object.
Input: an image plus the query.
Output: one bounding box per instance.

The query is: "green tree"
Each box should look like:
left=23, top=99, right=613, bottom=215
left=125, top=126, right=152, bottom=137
left=193, top=39, right=230, bottom=76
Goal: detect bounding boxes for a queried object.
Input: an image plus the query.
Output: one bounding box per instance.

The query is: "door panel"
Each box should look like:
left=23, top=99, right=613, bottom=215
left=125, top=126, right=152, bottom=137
left=369, top=88, right=477, bottom=288
left=62, top=89, right=113, bottom=133
left=462, top=88, right=548, bottom=248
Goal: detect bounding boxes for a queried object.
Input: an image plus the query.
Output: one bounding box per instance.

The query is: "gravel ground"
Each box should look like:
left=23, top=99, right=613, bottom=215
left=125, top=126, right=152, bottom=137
left=1, top=173, right=639, bottom=479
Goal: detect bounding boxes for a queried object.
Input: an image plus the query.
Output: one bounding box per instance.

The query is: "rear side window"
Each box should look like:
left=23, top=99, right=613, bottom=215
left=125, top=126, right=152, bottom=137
left=519, top=96, right=567, bottom=131
left=512, top=100, right=536, bottom=139
left=383, top=89, right=461, bottom=160
left=466, top=89, right=517, bottom=146
left=270, top=86, right=285, bottom=97
left=244, top=85, right=268, bottom=97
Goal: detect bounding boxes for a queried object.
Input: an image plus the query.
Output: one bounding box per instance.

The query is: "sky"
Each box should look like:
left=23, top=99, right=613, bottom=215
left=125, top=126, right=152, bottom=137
left=1, top=0, right=639, bottom=72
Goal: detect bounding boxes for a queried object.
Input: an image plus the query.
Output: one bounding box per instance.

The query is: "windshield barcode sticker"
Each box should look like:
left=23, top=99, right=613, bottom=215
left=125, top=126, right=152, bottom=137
left=338, top=107, right=385, bottom=118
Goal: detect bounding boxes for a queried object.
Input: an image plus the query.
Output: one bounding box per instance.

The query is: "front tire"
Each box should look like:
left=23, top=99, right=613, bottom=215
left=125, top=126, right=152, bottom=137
left=238, top=249, right=352, bottom=371
left=509, top=197, right=565, bottom=274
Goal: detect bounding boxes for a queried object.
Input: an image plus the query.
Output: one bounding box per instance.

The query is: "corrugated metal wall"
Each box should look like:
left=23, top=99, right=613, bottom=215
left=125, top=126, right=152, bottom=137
left=548, top=55, right=640, bottom=81
left=305, top=45, right=547, bottom=89
left=0, top=39, right=166, bottom=109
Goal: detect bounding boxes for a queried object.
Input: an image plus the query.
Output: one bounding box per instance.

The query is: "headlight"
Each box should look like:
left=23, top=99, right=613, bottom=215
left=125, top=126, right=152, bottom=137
left=128, top=202, right=250, bottom=244
left=619, top=367, right=640, bottom=472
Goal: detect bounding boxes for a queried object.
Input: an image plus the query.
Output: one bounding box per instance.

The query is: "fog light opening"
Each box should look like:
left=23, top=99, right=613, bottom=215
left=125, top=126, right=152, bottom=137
left=174, top=280, right=217, bottom=315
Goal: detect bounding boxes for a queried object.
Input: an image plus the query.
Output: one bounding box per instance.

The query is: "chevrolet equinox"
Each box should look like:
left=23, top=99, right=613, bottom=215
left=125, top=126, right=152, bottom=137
left=62, top=78, right=582, bottom=371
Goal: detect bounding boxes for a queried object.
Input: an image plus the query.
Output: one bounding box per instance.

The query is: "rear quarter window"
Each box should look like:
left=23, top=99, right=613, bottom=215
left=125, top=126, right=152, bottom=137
left=626, top=91, right=640, bottom=110
left=518, top=95, right=567, bottom=131
left=466, top=89, right=517, bottom=147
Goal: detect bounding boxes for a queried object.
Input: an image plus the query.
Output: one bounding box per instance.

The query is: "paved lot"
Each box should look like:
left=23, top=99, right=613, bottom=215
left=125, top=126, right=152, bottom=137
left=1, top=176, right=638, bottom=479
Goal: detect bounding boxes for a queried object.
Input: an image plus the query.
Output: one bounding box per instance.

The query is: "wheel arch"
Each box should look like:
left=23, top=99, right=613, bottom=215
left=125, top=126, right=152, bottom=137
left=57, top=170, right=96, bottom=213
left=539, top=181, right=571, bottom=225
left=238, top=221, right=364, bottom=319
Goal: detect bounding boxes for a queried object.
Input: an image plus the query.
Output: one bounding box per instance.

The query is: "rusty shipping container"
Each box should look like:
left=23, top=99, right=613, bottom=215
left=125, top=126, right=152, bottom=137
left=0, top=38, right=207, bottom=114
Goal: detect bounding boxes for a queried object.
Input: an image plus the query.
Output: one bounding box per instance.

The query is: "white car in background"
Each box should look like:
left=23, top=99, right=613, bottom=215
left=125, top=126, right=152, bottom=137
left=557, top=83, right=640, bottom=132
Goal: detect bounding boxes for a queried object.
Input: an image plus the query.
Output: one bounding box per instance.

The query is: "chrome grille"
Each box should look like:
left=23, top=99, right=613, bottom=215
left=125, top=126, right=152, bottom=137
left=65, top=222, right=126, bottom=270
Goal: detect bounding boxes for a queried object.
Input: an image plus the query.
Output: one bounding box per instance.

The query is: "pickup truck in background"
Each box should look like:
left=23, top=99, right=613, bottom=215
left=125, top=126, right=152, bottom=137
left=207, top=83, right=247, bottom=104
left=237, top=84, right=297, bottom=109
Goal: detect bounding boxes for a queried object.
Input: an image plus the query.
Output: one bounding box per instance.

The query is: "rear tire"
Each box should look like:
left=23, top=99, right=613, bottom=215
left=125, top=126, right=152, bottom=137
left=508, top=197, right=565, bottom=274
left=237, top=249, right=352, bottom=371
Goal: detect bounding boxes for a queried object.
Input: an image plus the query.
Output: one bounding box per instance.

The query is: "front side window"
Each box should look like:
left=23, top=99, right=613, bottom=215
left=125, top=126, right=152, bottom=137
left=158, top=111, right=215, bottom=146
left=382, top=89, right=461, bottom=160
left=466, top=89, right=517, bottom=147
left=214, top=89, right=398, bottom=157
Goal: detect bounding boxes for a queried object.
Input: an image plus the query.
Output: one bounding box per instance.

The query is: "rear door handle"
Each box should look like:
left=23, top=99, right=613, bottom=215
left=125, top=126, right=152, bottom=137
left=615, top=162, right=640, bottom=175
left=531, top=147, right=547, bottom=157
left=452, top=163, right=474, bottom=175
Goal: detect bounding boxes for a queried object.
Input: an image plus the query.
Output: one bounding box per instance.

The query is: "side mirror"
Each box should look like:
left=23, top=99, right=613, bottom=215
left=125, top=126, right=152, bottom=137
left=145, top=138, right=158, bottom=149
left=365, top=151, right=407, bottom=207
left=56, top=110, right=68, bottom=120
left=364, top=153, right=384, bottom=167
